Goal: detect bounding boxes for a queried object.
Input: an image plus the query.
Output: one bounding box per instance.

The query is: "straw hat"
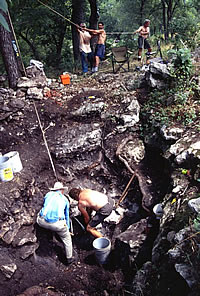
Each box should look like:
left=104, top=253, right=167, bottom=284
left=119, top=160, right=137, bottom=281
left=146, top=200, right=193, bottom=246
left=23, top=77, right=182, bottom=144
left=49, top=182, right=67, bottom=191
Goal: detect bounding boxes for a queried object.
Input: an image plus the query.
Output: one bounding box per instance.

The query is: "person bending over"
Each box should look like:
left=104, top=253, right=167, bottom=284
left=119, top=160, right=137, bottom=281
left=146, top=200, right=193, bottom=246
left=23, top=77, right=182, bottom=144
left=69, top=188, right=114, bottom=238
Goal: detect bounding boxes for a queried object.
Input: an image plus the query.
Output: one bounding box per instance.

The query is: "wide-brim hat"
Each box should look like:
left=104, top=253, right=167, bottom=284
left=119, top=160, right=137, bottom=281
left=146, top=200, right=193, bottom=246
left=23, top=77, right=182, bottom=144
left=49, top=182, right=67, bottom=191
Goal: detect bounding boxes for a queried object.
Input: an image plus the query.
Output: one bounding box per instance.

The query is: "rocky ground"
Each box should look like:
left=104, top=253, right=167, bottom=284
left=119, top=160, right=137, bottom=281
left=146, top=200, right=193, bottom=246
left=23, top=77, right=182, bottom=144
left=0, top=58, right=200, bottom=296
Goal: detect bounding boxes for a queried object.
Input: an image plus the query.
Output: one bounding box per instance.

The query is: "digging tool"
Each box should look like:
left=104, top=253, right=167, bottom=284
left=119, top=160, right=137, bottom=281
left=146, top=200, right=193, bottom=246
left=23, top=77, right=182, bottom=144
left=72, top=216, right=86, bottom=232
left=69, top=218, right=74, bottom=236
left=116, top=173, right=136, bottom=207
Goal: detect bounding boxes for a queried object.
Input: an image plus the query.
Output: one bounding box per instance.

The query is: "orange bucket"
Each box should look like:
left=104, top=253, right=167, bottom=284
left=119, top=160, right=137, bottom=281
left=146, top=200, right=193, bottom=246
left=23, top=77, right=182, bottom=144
left=60, top=74, right=70, bottom=85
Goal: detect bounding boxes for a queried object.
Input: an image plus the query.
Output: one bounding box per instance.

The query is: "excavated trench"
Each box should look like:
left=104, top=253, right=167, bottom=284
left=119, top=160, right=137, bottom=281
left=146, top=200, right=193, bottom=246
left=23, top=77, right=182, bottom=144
left=0, top=73, right=179, bottom=295
left=33, top=142, right=172, bottom=294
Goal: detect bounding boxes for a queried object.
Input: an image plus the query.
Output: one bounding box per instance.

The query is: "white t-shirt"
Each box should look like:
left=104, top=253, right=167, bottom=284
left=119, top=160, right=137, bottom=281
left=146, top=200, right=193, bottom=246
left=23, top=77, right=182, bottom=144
left=79, top=31, right=92, bottom=53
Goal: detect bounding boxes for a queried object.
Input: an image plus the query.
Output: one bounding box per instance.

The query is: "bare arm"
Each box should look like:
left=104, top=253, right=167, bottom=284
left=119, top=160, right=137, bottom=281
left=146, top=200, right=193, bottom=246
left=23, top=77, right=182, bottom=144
left=83, top=28, right=104, bottom=35
left=86, top=224, right=103, bottom=238
left=78, top=205, right=90, bottom=224
left=133, top=26, right=150, bottom=36
left=133, top=26, right=142, bottom=34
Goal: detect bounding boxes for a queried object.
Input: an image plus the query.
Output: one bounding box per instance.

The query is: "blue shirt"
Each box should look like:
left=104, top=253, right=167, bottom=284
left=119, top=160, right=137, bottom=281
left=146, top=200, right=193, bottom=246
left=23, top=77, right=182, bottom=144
left=39, top=190, right=70, bottom=229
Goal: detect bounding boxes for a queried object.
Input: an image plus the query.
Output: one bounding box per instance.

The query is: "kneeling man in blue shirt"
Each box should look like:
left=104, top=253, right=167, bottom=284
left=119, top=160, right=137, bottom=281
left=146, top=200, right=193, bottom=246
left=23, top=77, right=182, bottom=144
left=37, top=182, right=74, bottom=265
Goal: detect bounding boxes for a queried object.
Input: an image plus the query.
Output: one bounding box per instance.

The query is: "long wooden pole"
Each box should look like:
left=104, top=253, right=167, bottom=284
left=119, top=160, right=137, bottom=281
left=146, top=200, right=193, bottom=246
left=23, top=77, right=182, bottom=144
left=33, top=101, right=58, bottom=181
left=116, top=173, right=136, bottom=207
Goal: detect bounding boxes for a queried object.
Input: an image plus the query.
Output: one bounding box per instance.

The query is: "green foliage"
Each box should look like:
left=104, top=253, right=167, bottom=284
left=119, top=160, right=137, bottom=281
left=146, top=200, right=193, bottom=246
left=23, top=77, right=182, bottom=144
left=1, top=0, right=199, bottom=76
left=140, top=48, right=199, bottom=139
left=168, top=48, right=193, bottom=86
left=170, top=15, right=198, bottom=49
left=0, top=0, right=10, bottom=31
left=0, top=0, right=8, bottom=12
left=9, top=0, right=72, bottom=73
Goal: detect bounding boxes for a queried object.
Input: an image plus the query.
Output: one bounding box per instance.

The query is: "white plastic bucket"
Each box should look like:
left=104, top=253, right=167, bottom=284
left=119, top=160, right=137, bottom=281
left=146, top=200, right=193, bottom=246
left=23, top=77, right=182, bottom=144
left=3, top=151, right=23, bottom=173
left=0, top=156, right=14, bottom=182
left=93, top=237, right=111, bottom=264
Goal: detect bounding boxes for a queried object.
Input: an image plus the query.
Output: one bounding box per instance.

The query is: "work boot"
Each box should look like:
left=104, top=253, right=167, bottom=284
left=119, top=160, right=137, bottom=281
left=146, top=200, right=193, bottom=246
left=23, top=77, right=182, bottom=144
left=66, top=250, right=78, bottom=265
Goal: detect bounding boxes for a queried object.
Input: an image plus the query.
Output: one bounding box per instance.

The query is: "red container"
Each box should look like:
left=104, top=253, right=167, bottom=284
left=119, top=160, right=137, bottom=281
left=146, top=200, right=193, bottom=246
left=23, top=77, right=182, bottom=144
left=60, top=74, right=70, bottom=85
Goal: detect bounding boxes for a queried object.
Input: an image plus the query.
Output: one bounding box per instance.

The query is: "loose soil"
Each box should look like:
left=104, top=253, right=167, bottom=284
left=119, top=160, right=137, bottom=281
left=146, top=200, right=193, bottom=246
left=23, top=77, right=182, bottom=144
left=0, top=77, right=127, bottom=296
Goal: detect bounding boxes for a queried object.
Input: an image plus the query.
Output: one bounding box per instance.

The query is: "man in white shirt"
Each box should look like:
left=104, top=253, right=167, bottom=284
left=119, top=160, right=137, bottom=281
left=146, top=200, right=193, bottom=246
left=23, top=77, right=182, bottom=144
left=83, top=22, right=107, bottom=73
left=77, top=23, right=93, bottom=75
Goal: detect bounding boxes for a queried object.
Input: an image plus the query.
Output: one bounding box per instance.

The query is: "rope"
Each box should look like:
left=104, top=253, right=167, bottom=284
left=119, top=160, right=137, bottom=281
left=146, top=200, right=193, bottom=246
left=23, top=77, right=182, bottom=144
left=38, top=1, right=137, bottom=36
left=107, top=32, right=134, bottom=35
left=33, top=101, right=58, bottom=181
left=37, top=0, right=78, bottom=27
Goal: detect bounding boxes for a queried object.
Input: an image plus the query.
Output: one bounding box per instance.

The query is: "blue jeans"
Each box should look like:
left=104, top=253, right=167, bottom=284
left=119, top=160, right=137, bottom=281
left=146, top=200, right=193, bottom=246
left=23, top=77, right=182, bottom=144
left=80, top=51, right=93, bottom=73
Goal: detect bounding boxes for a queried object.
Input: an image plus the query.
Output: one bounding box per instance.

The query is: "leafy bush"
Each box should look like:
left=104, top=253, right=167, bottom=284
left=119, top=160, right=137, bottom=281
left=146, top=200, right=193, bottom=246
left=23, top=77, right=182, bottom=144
left=168, top=48, right=193, bottom=86
left=140, top=48, right=199, bottom=139
left=170, top=15, right=199, bottom=50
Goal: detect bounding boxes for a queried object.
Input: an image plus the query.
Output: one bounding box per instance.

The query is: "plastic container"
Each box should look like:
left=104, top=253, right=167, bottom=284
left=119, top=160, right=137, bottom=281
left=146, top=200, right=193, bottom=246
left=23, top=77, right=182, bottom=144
left=0, top=156, right=14, bottom=182
left=3, top=151, right=23, bottom=173
left=60, top=74, right=70, bottom=85
left=93, top=237, right=111, bottom=264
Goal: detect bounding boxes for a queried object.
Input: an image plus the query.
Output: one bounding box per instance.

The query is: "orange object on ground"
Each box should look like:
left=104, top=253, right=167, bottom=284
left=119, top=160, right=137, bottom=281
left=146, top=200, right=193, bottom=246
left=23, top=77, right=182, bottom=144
left=60, top=74, right=70, bottom=85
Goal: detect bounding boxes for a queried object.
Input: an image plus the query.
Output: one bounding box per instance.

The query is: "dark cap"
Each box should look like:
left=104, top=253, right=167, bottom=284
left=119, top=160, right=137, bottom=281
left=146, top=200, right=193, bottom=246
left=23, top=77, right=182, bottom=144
left=80, top=23, right=86, bottom=27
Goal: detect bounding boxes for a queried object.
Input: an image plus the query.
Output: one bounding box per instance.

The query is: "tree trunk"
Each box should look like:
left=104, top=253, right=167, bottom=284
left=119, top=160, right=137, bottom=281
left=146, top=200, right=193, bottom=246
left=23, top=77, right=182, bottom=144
left=88, top=0, right=99, bottom=51
left=71, top=0, right=85, bottom=66
left=52, top=22, right=67, bottom=66
left=162, top=0, right=180, bottom=40
left=88, top=0, right=98, bottom=29
left=139, top=0, right=147, bottom=25
left=0, top=10, right=21, bottom=89
left=161, top=0, right=167, bottom=40
left=19, top=32, right=40, bottom=60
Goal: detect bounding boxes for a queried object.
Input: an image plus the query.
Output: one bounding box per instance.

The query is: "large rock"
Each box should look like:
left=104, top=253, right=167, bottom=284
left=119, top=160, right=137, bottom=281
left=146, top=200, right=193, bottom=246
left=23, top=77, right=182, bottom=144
left=53, top=123, right=102, bottom=158
left=26, top=87, right=43, bottom=100
left=166, top=130, right=200, bottom=164
left=143, top=61, right=171, bottom=89
left=115, top=218, right=147, bottom=269
left=0, top=249, right=17, bottom=279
